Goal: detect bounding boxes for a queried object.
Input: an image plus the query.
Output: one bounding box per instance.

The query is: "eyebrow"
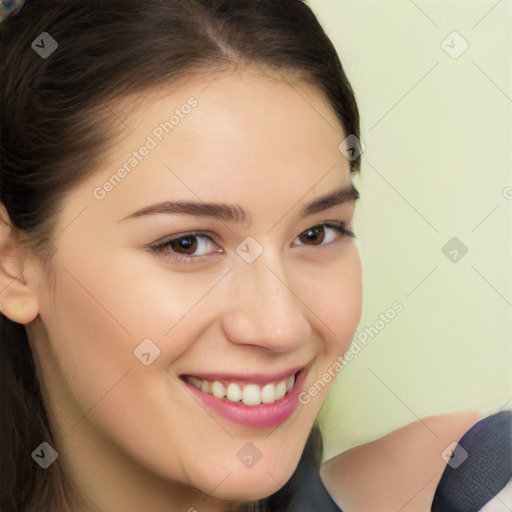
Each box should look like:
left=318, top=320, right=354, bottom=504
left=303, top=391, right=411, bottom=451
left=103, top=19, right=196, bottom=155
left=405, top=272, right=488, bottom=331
left=119, top=184, right=359, bottom=226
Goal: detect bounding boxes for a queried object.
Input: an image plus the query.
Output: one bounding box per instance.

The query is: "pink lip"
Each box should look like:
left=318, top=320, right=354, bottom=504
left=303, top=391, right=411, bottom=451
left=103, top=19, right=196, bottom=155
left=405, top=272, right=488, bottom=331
left=181, top=369, right=307, bottom=429
left=180, top=365, right=306, bottom=385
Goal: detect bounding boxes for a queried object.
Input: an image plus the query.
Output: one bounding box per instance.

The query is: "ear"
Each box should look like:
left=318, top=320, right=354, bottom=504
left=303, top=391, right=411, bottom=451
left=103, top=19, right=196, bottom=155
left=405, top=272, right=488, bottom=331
left=0, top=203, right=40, bottom=324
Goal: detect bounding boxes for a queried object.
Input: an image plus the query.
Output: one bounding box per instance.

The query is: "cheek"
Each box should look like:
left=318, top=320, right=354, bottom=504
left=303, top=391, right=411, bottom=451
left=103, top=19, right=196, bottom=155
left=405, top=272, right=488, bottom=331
left=306, top=248, right=363, bottom=351
left=40, top=263, right=214, bottom=480
left=38, top=250, right=187, bottom=422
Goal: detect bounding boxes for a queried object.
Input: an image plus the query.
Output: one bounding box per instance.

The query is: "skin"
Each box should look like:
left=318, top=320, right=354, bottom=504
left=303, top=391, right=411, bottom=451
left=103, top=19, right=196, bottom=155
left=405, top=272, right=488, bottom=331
left=320, top=409, right=483, bottom=511
left=0, top=67, right=363, bottom=511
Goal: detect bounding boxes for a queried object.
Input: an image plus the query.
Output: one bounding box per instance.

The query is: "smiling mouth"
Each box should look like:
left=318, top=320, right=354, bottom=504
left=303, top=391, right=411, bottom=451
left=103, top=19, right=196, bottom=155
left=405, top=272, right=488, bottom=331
left=179, top=372, right=299, bottom=407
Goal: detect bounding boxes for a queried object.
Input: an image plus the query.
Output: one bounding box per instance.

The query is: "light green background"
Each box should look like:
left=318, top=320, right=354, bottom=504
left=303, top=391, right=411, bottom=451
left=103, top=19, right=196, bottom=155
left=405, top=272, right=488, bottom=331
left=307, top=0, right=512, bottom=460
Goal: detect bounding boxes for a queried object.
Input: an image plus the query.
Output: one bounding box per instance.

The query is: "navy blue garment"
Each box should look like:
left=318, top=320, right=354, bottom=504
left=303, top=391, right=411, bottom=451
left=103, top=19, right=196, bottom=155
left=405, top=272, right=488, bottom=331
left=432, top=410, right=512, bottom=512
left=287, top=448, right=343, bottom=511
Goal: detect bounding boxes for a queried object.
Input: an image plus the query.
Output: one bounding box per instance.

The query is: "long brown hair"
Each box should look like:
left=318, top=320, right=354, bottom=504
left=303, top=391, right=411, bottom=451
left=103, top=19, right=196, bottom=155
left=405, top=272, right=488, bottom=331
left=0, top=1, right=361, bottom=510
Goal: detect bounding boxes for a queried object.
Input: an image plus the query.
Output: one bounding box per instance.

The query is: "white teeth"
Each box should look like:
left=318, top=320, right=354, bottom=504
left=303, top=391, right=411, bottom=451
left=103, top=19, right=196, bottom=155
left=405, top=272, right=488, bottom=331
left=226, top=382, right=242, bottom=403
left=275, top=380, right=287, bottom=400
left=188, top=376, right=202, bottom=389
left=211, top=380, right=226, bottom=399
left=242, top=384, right=261, bottom=406
left=261, top=383, right=276, bottom=404
left=184, top=373, right=297, bottom=406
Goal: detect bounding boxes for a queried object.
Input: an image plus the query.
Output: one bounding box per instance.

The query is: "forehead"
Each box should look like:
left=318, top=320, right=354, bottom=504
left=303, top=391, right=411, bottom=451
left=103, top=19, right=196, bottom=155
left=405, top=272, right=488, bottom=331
left=110, top=66, right=347, bottom=162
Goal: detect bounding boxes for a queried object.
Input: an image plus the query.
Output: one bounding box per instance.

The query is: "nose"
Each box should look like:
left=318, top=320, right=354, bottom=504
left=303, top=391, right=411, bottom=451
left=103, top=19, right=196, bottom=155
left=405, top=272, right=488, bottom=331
left=221, top=250, right=312, bottom=352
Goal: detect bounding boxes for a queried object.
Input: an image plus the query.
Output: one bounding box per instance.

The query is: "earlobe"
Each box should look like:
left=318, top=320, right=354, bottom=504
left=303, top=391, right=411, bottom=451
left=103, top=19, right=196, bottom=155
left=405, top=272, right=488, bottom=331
left=0, top=203, right=40, bottom=324
left=0, top=293, right=39, bottom=325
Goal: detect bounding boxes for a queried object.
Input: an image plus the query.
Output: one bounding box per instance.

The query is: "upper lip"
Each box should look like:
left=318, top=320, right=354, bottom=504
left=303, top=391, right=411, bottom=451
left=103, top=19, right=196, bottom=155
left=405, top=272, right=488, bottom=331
left=180, top=364, right=308, bottom=384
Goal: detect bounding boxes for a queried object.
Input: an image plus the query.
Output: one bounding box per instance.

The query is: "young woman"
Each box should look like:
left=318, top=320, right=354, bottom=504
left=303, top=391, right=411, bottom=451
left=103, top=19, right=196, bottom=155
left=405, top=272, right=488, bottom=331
left=1, top=1, right=510, bottom=511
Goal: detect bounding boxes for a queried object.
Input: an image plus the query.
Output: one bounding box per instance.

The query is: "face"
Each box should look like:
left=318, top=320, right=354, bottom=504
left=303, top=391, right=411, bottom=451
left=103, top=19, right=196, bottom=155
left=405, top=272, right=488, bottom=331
left=24, top=68, right=362, bottom=508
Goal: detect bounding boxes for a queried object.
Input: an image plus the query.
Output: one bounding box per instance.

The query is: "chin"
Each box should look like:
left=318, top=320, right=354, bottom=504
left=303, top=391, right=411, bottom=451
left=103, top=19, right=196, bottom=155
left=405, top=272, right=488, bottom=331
left=201, top=457, right=299, bottom=502
left=208, top=478, right=283, bottom=503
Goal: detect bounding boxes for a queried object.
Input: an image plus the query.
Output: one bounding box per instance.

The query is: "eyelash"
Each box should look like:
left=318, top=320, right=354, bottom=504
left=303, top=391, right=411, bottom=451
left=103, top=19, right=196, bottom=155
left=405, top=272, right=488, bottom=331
left=147, top=221, right=355, bottom=264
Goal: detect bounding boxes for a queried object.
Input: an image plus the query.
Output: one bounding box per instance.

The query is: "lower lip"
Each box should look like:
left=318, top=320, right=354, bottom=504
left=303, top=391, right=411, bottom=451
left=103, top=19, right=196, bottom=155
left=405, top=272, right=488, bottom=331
left=181, top=370, right=306, bottom=429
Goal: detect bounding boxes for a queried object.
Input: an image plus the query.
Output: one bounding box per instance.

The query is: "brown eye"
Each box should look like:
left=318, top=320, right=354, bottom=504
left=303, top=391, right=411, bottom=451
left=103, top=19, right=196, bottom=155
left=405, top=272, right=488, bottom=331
left=149, top=232, right=219, bottom=263
left=295, top=223, right=353, bottom=247
left=298, top=226, right=326, bottom=245
left=169, top=235, right=199, bottom=255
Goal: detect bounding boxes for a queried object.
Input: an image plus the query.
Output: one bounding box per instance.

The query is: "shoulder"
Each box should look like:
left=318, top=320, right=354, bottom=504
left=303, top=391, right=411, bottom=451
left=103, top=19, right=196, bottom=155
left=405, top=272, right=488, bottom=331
left=319, top=410, right=483, bottom=512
